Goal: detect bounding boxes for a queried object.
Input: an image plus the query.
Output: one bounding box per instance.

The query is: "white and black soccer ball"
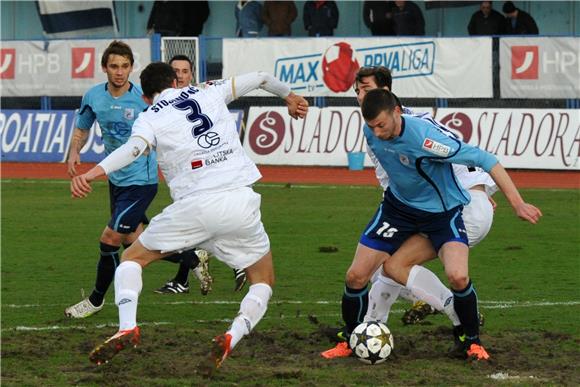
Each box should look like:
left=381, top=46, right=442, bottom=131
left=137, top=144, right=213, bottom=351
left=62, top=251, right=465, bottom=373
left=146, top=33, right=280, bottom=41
left=349, top=321, right=394, bottom=365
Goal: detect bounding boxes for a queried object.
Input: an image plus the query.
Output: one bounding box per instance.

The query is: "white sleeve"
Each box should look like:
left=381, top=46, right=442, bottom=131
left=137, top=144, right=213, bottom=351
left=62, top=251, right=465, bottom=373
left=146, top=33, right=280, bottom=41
left=97, top=136, right=149, bottom=175
left=213, top=72, right=291, bottom=104
left=366, top=144, right=390, bottom=190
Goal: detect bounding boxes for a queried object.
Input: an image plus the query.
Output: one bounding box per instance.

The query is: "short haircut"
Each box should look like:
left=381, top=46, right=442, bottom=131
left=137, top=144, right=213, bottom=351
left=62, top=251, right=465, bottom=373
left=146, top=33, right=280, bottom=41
left=140, top=62, right=178, bottom=99
left=502, top=1, right=516, bottom=13
left=361, top=89, right=399, bottom=121
left=101, top=40, right=134, bottom=67
left=169, top=54, right=193, bottom=71
left=355, top=66, right=393, bottom=90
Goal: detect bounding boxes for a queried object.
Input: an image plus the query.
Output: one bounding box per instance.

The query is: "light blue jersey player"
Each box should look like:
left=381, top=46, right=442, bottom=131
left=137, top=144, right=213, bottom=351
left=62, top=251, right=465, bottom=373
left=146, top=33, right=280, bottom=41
left=76, top=82, right=156, bottom=186
left=359, top=88, right=542, bottom=361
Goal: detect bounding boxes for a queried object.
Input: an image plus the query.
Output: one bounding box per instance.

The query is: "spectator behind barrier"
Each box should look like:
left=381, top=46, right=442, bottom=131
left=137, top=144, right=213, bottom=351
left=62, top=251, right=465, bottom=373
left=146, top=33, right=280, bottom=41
left=262, top=1, right=297, bottom=36
left=303, top=1, right=339, bottom=37
left=363, top=1, right=396, bottom=36
left=468, top=1, right=507, bottom=35
left=235, top=1, right=263, bottom=37
left=147, top=1, right=209, bottom=37
left=393, top=1, right=425, bottom=36
left=502, top=1, right=539, bottom=35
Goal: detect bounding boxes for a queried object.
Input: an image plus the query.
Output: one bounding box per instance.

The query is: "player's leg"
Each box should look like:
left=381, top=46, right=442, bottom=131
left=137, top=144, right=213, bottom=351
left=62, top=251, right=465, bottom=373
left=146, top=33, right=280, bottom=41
left=435, top=207, right=489, bottom=361
left=196, top=187, right=273, bottom=373
left=90, top=194, right=210, bottom=364
left=65, top=183, right=157, bottom=319
left=155, top=249, right=203, bottom=294
left=89, top=241, right=168, bottom=365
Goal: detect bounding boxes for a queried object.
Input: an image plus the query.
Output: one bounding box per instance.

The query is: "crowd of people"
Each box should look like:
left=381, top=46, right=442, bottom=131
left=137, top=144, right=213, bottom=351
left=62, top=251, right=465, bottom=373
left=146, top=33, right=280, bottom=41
left=146, top=1, right=540, bottom=38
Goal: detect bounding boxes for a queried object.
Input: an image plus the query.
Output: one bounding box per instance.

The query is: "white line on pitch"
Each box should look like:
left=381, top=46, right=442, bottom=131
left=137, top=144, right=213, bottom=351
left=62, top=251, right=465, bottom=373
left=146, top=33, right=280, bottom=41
left=4, top=300, right=579, bottom=309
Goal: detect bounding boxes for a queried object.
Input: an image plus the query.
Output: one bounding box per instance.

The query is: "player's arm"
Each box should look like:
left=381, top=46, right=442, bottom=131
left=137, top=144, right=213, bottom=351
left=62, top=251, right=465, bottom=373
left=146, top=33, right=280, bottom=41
left=488, top=163, right=542, bottom=224
left=67, top=128, right=90, bottom=176
left=436, top=137, right=542, bottom=224
left=70, top=136, right=150, bottom=198
left=223, top=72, right=308, bottom=119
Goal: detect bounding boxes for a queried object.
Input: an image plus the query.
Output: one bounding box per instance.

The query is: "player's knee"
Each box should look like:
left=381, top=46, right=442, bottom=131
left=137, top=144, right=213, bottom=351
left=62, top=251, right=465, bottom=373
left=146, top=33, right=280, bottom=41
left=345, top=269, right=368, bottom=288
left=447, top=272, right=469, bottom=290
left=100, top=228, right=124, bottom=246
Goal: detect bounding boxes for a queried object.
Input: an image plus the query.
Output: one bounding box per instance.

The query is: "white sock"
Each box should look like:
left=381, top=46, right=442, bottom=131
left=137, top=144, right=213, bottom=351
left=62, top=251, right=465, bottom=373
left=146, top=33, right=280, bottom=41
left=364, top=273, right=402, bottom=324
left=398, top=287, right=419, bottom=303
left=192, top=265, right=203, bottom=282
left=227, top=283, right=272, bottom=349
left=406, top=265, right=460, bottom=326
left=114, top=260, right=142, bottom=331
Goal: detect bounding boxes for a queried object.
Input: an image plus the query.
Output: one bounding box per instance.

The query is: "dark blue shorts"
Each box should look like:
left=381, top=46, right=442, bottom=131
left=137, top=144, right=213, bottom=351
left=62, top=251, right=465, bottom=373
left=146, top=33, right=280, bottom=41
left=107, top=182, right=158, bottom=234
left=360, top=189, right=468, bottom=255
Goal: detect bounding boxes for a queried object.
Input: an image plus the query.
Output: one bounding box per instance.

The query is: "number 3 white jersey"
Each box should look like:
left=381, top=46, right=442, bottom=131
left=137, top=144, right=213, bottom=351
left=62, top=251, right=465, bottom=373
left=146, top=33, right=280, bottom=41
left=131, top=79, right=261, bottom=201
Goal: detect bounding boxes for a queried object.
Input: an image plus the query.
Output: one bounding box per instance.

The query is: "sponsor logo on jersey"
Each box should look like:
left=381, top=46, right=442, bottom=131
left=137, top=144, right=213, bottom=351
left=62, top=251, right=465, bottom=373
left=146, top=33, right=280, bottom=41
left=0, top=48, right=16, bottom=79
left=197, top=131, right=220, bottom=149
left=123, top=108, right=135, bottom=120
left=422, top=138, right=450, bottom=157
left=511, top=46, right=539, bottom=80
left=71, top=47, right=95, bottom=78
left=191, top=160, right=203, bottom=169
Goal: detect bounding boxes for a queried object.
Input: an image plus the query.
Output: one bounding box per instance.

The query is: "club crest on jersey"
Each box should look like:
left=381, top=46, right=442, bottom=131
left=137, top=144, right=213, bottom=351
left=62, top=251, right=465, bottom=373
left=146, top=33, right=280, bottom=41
left=123, top=108, right=135, bottom=120
left=399, top=154, right=410, bottom=166
left=422, top=138, right=450, bottom=156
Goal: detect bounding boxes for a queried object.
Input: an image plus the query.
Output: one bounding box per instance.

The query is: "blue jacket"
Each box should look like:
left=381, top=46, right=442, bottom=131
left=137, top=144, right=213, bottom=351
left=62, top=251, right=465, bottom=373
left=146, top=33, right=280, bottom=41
left=235, top=1, right=263, bottom=37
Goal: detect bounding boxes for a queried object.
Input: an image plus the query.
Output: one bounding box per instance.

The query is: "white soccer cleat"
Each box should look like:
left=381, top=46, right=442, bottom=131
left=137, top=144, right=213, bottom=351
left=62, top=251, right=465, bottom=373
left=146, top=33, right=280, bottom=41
left=64, top=297, right=104, bottom=319
left=193, top=249, right=213, bottom=296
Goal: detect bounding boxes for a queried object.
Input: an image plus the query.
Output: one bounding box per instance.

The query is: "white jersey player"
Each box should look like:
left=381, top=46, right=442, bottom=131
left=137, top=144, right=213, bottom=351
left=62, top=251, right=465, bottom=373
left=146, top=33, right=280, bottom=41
left=70, top=62, right=308, bottom=373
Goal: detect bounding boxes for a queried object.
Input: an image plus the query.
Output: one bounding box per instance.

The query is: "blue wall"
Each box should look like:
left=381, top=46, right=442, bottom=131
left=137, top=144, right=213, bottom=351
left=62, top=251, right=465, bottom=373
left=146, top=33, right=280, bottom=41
left=2, top=1, right=578, bottom=62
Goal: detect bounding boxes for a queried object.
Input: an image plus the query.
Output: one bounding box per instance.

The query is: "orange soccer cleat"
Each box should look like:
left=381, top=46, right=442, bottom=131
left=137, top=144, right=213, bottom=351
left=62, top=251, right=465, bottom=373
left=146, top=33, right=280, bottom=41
left=321, top=341, right=353, bottom=359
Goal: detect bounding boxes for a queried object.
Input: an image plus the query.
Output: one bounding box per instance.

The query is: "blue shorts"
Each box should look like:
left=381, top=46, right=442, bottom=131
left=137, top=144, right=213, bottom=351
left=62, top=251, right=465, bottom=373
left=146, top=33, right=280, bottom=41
left=360, top=189, right=468, bottom=255
left=107, top=182, right=158, bottom=234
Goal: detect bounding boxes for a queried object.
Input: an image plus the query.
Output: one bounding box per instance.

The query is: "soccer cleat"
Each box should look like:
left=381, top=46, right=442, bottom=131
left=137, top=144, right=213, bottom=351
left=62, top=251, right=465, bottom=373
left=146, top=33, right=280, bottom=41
left=320, top=341, right=352, bottom=359
left=64, top=297, right=104, bottom=319
left=233, top=268, right=247, bottom=292
left=199, top=333, right=232, bottom=376
left=448, top=325, right=467, bottom=359
left=154, top=280, right=189, bottom=294
left=466, top=343, right=490, bottom=361
left=89, top=326, right=141, bottom=365
left=193, top=249, right=213, bottom=296
left=401, top=301, right=438, bottom=325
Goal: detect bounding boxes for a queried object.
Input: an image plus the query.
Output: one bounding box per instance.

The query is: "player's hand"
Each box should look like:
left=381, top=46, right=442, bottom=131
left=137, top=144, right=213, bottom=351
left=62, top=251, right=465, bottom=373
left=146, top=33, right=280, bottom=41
left=71, top=174, right=93, bottom=198
left=285, top=93, right=309, bottom=119
left=514, top=202, right=542, bottom=224
left=488, top=195, right=497, bottom=211
left=67, top=153, right=81, bottom=177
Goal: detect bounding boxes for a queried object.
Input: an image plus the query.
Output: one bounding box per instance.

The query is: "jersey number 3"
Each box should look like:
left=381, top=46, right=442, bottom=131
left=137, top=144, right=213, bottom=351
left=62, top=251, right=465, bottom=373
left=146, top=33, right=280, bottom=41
left=175, top=100, right=214, bottom=137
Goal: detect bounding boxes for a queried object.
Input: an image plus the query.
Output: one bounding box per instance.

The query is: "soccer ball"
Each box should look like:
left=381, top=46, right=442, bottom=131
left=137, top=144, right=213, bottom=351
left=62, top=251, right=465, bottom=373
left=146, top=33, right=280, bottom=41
left=349, top=321, right=394, bottom=365
left=321, top=42, right=360, bottom=93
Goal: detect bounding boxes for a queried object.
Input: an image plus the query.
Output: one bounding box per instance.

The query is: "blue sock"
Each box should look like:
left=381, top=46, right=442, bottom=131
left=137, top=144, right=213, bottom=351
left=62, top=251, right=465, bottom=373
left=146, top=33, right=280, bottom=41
left=452, top=280, right=480, bottom=345
left=341, top=284, right=369, bottom=335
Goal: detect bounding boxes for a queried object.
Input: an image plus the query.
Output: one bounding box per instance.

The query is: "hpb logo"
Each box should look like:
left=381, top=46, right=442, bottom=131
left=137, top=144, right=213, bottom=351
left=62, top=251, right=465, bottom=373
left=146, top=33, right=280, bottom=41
left=0, top=49, right=16, bottom=79
left=511, top=46, right=538, bottom=80
left=248, top=111, right=285, bottom=155
left=71, top=47, right=95, bottom=78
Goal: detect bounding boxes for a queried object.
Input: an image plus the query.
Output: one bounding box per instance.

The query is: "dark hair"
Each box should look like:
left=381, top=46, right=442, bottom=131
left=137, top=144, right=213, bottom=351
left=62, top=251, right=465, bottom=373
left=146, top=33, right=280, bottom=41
left=502, top=1, right=516, bottom=13
left=169, top=54, right=193, bottom=71
left=101, top=40, right=134, bottom=67
left=361, top=89, right=399, bottom=121
left=355, top=66, right=393, bottom=90
left=140, top=62, right=178, bottom=99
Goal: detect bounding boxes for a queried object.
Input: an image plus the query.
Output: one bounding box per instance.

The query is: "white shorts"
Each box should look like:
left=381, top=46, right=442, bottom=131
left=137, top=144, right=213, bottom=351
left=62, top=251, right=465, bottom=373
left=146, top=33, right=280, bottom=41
left=463, top=190, right=494, bottom=247
left=139, top=186, right=270, bottom=270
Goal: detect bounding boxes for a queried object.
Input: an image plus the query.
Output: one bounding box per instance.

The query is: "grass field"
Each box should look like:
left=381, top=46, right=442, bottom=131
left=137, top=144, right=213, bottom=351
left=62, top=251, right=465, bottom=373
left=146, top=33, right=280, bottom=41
left=2, top=179, right=579, bottom=386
